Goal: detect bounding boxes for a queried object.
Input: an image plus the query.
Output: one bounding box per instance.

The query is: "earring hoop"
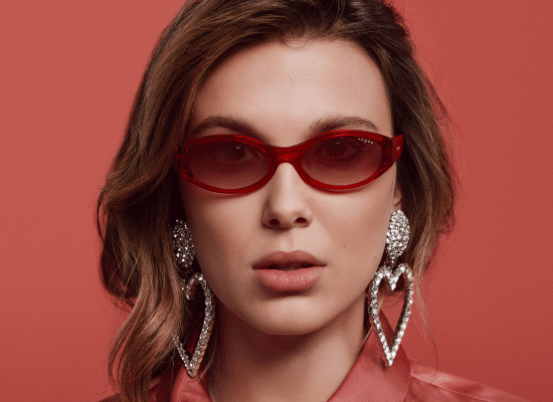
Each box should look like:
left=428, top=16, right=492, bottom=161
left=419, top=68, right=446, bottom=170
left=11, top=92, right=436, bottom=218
left=171, top=273, right=215, bottom=378
left=369, top=209, right=414, bottom=366
left=171, top=220, right=215, bottom=378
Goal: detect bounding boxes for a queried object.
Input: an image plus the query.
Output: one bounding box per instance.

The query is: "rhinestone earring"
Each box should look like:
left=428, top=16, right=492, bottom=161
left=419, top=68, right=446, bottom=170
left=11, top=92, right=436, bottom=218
left=171, top=220, right=216, bottom=378
left=369, top=209, right=414, bottom=366
left=172, top=219, right=195, bottom=274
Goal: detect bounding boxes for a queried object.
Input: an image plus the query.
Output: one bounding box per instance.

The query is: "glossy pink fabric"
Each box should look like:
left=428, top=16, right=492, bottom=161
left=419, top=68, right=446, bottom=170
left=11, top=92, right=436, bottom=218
left=102, top=318, right=528, bottom=402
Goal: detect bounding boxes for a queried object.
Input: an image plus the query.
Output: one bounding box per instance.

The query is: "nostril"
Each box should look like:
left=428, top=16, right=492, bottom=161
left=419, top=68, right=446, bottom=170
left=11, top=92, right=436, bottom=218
left=269, top=218, right=280, bottom=226
left=295, top=217, right=307, bottom=224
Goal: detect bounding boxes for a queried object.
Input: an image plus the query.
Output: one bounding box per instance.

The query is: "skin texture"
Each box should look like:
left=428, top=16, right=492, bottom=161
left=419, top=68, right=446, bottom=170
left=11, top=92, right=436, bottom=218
left=180, top=39, right=401, bottom=401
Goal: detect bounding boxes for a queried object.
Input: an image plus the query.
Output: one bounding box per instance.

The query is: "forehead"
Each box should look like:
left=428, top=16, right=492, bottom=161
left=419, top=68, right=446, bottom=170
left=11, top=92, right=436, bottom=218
left=189, top=38, right=392, bottom=144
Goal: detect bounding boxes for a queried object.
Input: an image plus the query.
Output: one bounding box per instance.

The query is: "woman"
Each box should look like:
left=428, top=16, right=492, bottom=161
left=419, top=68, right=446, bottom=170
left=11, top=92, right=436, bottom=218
left=98, top=0, right=526, bottom=400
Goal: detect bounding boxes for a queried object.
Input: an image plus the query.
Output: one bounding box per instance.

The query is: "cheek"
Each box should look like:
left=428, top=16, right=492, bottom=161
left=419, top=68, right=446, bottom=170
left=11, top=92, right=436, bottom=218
left=332, top=202, right=390, bottom=249
left=323, top=170, right=396, bottom=275
left=179, top=183, right=260, bottom=291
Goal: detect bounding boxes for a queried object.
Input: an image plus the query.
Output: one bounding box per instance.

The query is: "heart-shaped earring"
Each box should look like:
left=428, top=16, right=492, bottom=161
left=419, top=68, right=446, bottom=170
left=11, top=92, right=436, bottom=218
left=369, top=209, right=414, bottom=366
left=172, top=272, right=216, bottom=378
left=369, top=263, right=413, bottom=366
left=171, top=220, right=215, bottom=378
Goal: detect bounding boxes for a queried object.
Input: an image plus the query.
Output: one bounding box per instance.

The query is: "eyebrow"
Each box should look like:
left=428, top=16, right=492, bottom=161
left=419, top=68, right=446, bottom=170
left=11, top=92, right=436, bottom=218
left=189, top=115, right=380, bottom=141
left=310, top=116, right=379, bottom=133
left=190, top=116, right=257, bottom=138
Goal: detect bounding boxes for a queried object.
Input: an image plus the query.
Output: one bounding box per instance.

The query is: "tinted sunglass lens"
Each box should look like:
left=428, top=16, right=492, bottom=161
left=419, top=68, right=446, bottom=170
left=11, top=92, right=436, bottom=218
left=302, top=135, right=382, bottom=185
left=187, top=140, right=270, bottom=190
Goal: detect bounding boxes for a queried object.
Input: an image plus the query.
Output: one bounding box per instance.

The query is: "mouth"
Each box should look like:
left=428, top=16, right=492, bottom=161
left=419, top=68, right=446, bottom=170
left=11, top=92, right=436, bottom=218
left=252, top=250, right=325, bottom=293
left=268, top=262, right=314, bottom=271
left=252, top=250, right=325, bottom=270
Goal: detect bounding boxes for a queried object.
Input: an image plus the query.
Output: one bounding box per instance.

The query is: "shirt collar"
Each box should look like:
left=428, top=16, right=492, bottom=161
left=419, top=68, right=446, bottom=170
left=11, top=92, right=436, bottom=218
left=327, top=314, right=411, bottom=401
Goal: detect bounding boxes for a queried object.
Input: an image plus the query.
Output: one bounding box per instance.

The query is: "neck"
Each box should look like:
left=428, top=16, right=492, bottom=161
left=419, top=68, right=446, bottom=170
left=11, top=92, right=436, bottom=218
left=208, top=294, right=366, bottom=402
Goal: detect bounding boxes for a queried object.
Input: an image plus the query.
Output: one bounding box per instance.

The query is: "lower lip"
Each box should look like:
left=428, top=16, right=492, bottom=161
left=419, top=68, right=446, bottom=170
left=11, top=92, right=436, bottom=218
left=254, top=266, right=324, bottom=293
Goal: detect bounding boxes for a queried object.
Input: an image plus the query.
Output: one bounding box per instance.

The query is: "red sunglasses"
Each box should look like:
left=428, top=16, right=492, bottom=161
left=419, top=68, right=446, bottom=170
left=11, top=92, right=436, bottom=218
left=176, top=130, right=403, bottom=194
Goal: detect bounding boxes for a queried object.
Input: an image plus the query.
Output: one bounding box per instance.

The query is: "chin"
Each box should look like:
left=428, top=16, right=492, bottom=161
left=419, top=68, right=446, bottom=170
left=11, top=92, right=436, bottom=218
left=241, top=301, right=339, bottom=337
left=254, top=319, right=326, bottom=337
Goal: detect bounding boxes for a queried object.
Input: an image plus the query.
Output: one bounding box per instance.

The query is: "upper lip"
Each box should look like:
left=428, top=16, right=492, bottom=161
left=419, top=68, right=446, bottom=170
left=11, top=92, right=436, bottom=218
left=252, top=250, right=325, bottom=270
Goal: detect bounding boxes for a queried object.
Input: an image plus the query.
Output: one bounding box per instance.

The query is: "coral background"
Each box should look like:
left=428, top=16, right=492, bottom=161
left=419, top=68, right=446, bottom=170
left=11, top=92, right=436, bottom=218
left=0, top=1, right=551, bottom=400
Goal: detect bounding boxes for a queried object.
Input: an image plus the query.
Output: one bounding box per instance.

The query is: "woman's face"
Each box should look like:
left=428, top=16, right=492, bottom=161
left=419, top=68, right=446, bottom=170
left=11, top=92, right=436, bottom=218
left=180, top=39, right=400, bottom=336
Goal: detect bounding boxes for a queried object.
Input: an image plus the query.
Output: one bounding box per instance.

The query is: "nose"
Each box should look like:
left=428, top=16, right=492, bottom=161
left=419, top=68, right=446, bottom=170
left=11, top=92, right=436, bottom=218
left=261, top=163, right=313, bottom=230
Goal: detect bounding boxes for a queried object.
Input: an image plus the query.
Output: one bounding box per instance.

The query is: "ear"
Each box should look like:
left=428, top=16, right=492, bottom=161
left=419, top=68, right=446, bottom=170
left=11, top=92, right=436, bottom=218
left=392, top=181, right=402, bottom=211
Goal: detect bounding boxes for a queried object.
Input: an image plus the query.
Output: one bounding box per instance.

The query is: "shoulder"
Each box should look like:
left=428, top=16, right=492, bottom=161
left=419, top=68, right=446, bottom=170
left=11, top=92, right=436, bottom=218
left=97, top=375, right=166, bottom=402
left=98, top=395, right=121, bottom=402
left=98, top=362, right=209, bottom=402
left=406, top=362, right=529, bottom=402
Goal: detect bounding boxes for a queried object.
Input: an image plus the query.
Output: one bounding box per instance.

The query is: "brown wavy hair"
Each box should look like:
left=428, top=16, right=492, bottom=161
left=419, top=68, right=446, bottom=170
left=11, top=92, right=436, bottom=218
left=97, top=0, right=455, bottom=400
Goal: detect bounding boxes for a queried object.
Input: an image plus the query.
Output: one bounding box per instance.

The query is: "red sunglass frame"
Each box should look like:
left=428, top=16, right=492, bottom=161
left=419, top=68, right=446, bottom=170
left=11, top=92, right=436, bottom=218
left=175, top=129, right=404, bottom=194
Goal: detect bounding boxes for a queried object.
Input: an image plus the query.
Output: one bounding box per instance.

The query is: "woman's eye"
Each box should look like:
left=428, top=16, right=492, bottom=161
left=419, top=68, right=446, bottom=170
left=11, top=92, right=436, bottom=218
left=223, top=144, right=246, bottom=160
left=214, top=142, right=253, bottom=162
left=320, top=138, right=360, bottom=159
left=324, top=140, right=349, bottom=157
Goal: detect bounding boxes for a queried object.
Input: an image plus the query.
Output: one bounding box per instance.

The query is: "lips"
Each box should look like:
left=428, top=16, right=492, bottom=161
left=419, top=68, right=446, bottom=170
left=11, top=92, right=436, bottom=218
left=252, top=250, right=326, bottom=292
left=252, top=250, right=325, bottom=271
